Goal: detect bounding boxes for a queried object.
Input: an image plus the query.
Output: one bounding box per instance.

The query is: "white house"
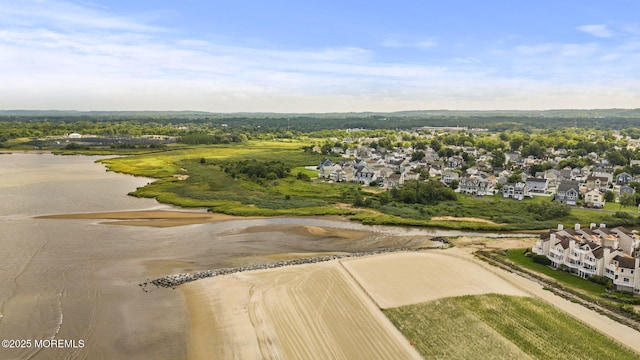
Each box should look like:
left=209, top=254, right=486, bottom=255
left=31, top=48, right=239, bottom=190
left=441, top=171, right=459, bottom=186
left=526, top=177, right=549, bottom=193
left=584, top=189, right=605, bottom=208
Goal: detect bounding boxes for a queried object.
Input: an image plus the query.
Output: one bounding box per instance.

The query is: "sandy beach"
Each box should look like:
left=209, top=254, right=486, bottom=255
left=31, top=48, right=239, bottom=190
left=183, top=261, right=423, bottom=360
left=181, top=247, right=640, bottom=358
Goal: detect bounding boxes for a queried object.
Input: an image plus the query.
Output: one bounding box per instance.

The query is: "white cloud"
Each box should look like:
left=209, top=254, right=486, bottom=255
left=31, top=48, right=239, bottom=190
left=416, top=39, right=438, bottom=48
left=1, top=1, right=639, bottom=112
left=0, top=0, right=165, bottom=33
left=380, top=38, right=438, bottom=49
left=577, top=24, right=614, bottom=38
left=515, top=44, right=554, bottom=56
left=560, top=43, right=599, bottom=57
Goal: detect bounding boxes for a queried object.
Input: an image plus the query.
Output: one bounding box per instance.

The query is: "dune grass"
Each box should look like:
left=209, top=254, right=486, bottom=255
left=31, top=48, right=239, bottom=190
left=384, top=294, right=639, bottom=360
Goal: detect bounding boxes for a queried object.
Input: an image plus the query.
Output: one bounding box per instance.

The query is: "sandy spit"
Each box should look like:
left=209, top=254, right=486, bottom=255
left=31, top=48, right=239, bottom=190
left=36, top=210, right=263, bottom=227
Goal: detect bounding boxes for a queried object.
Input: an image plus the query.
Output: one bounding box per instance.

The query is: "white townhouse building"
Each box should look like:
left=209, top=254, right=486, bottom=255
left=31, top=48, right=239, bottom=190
left=441, top=171, right=459, bottom=186
left=501, top=182, right=529, bottom=200
left=533, top=223, right=640, bottom=294
left=458, top=174, right=494, bottom=196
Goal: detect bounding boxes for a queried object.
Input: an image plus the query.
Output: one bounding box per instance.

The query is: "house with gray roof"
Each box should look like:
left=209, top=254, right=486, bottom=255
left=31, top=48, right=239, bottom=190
left=556, top=181, right=580, bottom=206
left=526, top=177, right=549, bottom=193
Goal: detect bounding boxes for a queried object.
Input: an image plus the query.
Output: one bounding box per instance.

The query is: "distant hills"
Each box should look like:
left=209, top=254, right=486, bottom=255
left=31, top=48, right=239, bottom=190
left=1, top=108, right=639, bottom=118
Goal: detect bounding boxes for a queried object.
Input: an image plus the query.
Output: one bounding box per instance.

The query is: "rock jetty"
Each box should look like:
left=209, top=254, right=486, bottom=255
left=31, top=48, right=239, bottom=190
left=146, top=239, right=449, bottom=289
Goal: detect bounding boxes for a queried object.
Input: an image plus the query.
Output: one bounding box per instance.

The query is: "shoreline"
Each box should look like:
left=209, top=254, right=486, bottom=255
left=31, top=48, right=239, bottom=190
left=35, top=209, right=547, bottom=234
left=147, top=241, right=449, bottom=289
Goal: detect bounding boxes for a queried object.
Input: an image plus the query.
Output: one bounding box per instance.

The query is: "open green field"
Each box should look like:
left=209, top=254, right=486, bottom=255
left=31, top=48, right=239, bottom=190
left=506, top=249, right=609, bottom=293
left=384, top=294, right=639, bottom=360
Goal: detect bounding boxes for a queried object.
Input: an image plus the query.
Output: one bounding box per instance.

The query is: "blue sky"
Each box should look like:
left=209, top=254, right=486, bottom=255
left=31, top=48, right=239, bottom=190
left=1, top=0, right=639, bottom=112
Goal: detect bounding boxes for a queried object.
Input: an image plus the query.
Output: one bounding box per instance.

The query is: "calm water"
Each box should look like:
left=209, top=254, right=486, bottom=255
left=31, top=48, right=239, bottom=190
left=0, top=153, right=185, bottom=360
left=0, top=153, right=516, bottom=360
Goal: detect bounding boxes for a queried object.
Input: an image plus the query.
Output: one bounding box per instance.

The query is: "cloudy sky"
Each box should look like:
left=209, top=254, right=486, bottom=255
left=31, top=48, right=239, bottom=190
left=1, top=0, right=639, bottom=112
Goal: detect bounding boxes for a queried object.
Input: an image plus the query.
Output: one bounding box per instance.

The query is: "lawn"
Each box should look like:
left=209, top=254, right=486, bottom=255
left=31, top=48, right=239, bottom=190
left=506, top=249, right=608, bottom=294
left=384, top=294, right=639, bottom=360
left=503, top=249, right=639, bottom=307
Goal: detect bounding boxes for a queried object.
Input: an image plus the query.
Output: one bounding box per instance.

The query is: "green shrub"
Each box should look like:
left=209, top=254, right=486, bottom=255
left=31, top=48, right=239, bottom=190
left=532, top=254, right=551, bottom=265
left=588, top=275, right=612, bottom=287
left=614, top=211, right=631, bottom=218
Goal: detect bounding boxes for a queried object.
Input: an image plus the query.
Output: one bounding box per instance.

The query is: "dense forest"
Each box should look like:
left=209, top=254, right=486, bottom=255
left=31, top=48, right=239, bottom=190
left=1, top=109, right=640, bottom=143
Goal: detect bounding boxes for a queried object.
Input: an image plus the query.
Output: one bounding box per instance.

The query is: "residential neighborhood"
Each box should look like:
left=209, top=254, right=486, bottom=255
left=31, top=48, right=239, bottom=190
left=315, top=127, right=639, bottom=208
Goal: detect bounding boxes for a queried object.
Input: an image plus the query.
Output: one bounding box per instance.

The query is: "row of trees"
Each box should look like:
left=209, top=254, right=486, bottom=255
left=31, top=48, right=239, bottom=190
left=381, top=180, right=456, bottom=205
left=180, top=131, right=248, bottom=145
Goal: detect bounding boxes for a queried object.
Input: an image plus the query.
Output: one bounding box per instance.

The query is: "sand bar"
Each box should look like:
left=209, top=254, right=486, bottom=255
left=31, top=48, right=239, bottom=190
left=36, top=210, right=262, bottom=227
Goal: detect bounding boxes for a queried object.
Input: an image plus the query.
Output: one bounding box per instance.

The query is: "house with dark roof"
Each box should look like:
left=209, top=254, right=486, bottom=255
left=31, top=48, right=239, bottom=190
left=620, top=185, right=635, bottom=197
left=617, top=172, right=632, bottom=185
left=556, top=181, right=580, bottom=206
left=586, top=175, right=610, bottom=192
left=607, top=256, right=639, bottom=293
left=318, top=158, right=335, bottom=178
